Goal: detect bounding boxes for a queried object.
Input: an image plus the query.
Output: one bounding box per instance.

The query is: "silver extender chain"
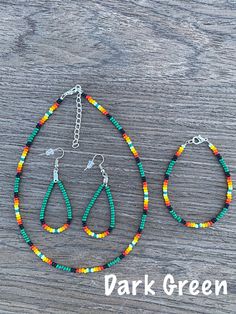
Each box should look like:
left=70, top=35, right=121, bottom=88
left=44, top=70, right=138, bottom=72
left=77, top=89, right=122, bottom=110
left=60, top=84, right=83, bottom=149
left=72, top=86, right=83, bottom=149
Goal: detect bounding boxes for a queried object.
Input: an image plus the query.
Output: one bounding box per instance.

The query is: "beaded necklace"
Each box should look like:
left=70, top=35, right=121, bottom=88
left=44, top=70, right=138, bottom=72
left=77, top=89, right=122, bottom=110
left=14, top=85, right=148, bottom=273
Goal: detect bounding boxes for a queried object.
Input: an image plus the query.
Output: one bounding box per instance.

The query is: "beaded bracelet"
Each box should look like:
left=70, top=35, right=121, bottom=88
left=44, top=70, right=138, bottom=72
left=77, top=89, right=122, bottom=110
left=163, top=135, right=233, bottom=228
left=14, top=85, right=149, bottom=273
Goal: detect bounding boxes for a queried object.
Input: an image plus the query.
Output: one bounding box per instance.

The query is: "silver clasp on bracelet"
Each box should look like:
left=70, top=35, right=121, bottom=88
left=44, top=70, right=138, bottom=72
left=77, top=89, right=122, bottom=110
left=186, top=135, right=209, bottom=145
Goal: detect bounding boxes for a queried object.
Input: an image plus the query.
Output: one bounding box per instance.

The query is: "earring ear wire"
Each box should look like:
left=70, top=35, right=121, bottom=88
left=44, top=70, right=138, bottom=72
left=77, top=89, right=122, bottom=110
left=40, top=147, right=64, bottom=159
left=84, top=154, right=105, bottom=171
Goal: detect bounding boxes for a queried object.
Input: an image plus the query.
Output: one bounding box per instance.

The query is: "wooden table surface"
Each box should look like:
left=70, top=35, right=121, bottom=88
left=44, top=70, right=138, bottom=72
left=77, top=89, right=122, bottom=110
left=0, top=1, right=236, bottom=313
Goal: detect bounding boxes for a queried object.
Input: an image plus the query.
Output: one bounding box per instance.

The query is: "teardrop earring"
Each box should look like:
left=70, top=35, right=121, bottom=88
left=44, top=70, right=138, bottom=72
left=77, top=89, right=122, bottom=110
left=82, top=154, right=115, bottom=239
left=39, top=148, right=73, bottom=233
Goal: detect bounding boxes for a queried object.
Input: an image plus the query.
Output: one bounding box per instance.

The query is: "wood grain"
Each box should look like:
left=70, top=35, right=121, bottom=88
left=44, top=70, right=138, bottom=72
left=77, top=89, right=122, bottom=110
left=0, top=0, right=236, bottom=313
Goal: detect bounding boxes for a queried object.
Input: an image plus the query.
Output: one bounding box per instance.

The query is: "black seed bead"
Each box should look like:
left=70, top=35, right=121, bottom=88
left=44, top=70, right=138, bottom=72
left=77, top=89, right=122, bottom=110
left=164, top=174, right=169, bottom=180
left=26, top=141, right=32, bottom=147
left=52, top=262, right=57, bottom=268
left=216, top=153, right=222, bottom=160
left=225, top=172, right=231, bottom=177
left=81, top=92, right=87, bottom=98
left=135, top=157, right=141, bottom=164
left=67, top=218, right=72, bottom=225
left=36, top=123, right=42, bottom=129
left=119, top=128, right=126, bottom=135
left=70, top=268, right=76, bottom=273
left=14, top=192, right=19, bottom=197
left=143, top=210, right=147, bottom=215
left=225, top=203, right=229, bottom=208
left=211, top=218, right=217, bottom=223
left=16, top=173, right=21, bottom=178
left=19, top=224, right=24, bottom=230
left=172, top=155, right=178, bottom=161
left=119, top=254, right=125, bottom=260
left=82, top=221, right=86, bottom=227
left=56, top=98, right=63, bottom=104
left=142, top=176, right=147, bottom=182
left=181, top=219, right=186, bottom=225
left=138, top=228, right=142, bottom=233
left=167, top=205, right=172, bottom=211
left=108, top=227, right=113, bottom=232
left=106, top=113, right=112, bottom=119
left=103, top=264, right=109, bottom=269
left=40, top=219, right=45, bottom=224
left=28, top=241, right=33, bottom=246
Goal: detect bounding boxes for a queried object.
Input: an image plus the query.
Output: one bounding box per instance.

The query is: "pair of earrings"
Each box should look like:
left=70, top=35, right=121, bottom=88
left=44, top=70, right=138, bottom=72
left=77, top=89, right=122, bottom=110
left=40, top=148, right=115, bottom=238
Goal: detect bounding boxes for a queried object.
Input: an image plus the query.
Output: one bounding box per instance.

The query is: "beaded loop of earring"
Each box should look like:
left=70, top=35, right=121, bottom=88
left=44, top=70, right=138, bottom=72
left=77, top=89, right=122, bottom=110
left=163, top=135, right=233, bottom=228
left=39, top=148, right=72, bottom=233
left=82, top=154, right=115, bottom=238
left=14, top=85, right=149, bottom=273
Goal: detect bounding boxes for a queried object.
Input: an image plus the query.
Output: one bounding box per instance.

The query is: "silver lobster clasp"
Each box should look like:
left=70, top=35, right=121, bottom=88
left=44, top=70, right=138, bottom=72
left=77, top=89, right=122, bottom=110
left=60, top=84, right=82, bottom=100
left=186, top=135, right=208, bottom=145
